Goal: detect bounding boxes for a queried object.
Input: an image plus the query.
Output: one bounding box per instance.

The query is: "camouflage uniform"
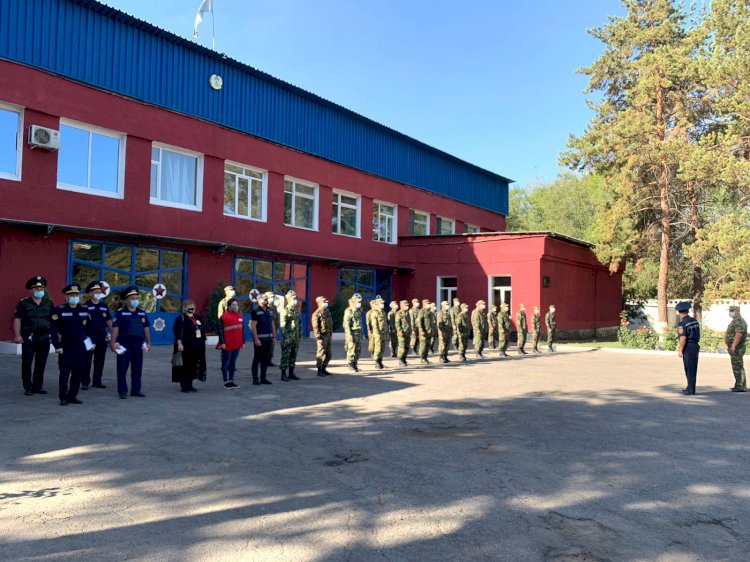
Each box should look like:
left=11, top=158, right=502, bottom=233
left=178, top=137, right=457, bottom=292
left=437, top=304, right=453, bottom=362
left=387, top=304, right=398, bottom=358
left=279, top=299, right=301, bottom=375
left=725, top=311, right=747, bottom=391
left=531, top=309, right=542, bottom=352
left=456, top=307, right=470, bottom=360
left=499, top=307, right=511, bottom=356
left=365, top=308, right=375, bottom=355
left=471, top=303, right=488, bottom=357
left=516, top=306, right=528, bottom=354
left=418, top=301, right=433, bottom=361
left=487, top=305, right=499, bottom=349
left=343, top=298, right=363, bottom=370
left=409, top=303, right=420, bottom=355
left=311, top=301, right=333, bottom=374
left=429, top=305, right=438, bottom=353
left=367, top=299, right=387, bottom=368
left=395, top=304, right=412, bottom=365
left=545, top=307, right=557, bottom=351
left=450, top=302, right=461, bottom=349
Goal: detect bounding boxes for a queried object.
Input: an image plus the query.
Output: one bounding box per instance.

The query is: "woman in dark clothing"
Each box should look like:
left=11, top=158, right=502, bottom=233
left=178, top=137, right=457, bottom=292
left=172, top=299, right=207, bottom=392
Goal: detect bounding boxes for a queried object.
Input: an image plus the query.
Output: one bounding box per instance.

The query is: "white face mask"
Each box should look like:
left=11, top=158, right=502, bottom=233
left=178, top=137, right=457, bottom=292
left=356, top=302, right=361, bottom=309
left=230, top=304, right=240, bottom=312
left=91, top=292, right=103, bottom=301
left=323, top=302, right=329, bottom=309
left=229, top=290, right=236, bottom=298
left=292, top=298, right=298, bottom=306
left=414, top=303, right=420, bottom=308
left=380, top=303, right=385, bottom=310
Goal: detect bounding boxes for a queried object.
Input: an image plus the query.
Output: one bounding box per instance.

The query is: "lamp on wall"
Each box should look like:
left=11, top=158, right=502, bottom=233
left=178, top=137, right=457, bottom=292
left=542, top=276, right=551, bottom=288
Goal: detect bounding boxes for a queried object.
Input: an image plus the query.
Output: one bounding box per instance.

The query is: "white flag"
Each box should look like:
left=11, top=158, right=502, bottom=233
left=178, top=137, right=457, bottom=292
left=193, top=0, right=214, bottom=38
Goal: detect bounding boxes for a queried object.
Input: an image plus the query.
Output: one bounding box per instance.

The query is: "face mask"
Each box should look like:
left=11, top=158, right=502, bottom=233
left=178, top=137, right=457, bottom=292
left=356, top=303, right=361, bottom=309
left=68, top=297, right=80, bottom=305
left=91, top=292, right=103, bottom=301
left=230, top=304, right=240, bottom=312
left=323, top=302, right=329, bottom=309
left=480, top=306, right=485, bottom=311
left=229, top=290, right=236, bottom=298
left=729, top=312, right=736, bottom=318
left=187, top=307, right=196, bottom=314
left=414, top=303, right=420, bottom=308
left=129, top=300, right=139, bottom=308
left=292, top=299, right=298, bottom=306
left=380, top=303, right=385, bottom=310
left=33, top=291, right=45, bottom=299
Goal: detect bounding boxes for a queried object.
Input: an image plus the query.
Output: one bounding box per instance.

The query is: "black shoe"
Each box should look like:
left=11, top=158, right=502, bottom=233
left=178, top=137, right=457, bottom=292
left=354, top=364, right=361, bottom=373
left=391, top=354, right=397, bottom=358
left=520, top=350, right=527, bottom=355
left=131, top=392, right=146, bottom=397
left=731, top=387, right=748, bottom=393
left=228, top=381, right=240, bottom=389
left=501, top=352, right=509, bottom=357
left=398, top=360, right=407, bottom=367
left=181, top=388, right=191, bottom=393
left=92, top=383, right=107, bottom=389
left=119, top=393, right=128, bottom=399
left=33, top=388, right=48, bottom=394
left=68, top=398, right=83, bottom=404
left=477, top=353, right=484, bottom=359
left=60, top=400, right=68, bottom=406
left=460, top=355, right=467, bottom=362
left=261, top=380, right=272, bottom=385
left=253, top=380, right=261, bottom=386
left=188, top=388, right=197, bottom=392
left=24, top=390, right=34, bottom=396
left=680, top=389, right=695, bottom=395
left=224, top=382, right=233, bottom=389
left=80, top=385, right=89, bottom=391
left=288, top=370, right=300, bottom=380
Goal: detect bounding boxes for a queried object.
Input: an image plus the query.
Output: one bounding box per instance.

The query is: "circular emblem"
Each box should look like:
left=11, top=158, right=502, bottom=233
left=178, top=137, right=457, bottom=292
left=100, top=281, right=111, bottom=297
left=152, top=317, right=166, bottom=332
left=209, top=74, right=223, bottom=90
left=152, top=284, right=167, bottom=299
left=249, top=288, right=260, bottom=302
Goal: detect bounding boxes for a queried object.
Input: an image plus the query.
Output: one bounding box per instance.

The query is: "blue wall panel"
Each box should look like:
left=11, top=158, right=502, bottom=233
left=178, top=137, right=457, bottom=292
left=0, top=0, right=510, bottom=214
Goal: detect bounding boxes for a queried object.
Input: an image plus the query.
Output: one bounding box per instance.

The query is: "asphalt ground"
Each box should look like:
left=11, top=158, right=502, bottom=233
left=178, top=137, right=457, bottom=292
left=1, top=340, right=748, bottom=561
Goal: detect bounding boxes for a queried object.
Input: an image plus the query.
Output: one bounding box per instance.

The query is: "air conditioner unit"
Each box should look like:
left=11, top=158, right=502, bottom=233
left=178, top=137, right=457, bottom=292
left=28, top=125, right=60, bottom=151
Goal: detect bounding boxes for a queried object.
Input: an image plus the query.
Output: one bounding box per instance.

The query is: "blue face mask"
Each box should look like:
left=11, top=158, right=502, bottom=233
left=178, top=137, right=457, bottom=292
left=33, top=291, right=45, bottom=299
left=729, top=312, right=736, bottom=318
left=129, top=299, right=139, bottom=308
left=323, top=302, right=329, bottom=309
left=68, top=297, right=80, bottom=305
left=292, top=299, right=298, bottom=306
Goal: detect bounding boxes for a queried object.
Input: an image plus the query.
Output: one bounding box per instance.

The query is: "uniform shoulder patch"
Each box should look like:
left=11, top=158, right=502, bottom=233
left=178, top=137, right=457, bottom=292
left=678, top=327, right=684, bottom=334
left=51, top=314, right=59, bottom=320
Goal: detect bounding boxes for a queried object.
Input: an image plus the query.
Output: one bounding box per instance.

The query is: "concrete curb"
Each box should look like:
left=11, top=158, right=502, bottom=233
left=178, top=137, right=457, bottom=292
left=592, top=346, right=732, bottom=359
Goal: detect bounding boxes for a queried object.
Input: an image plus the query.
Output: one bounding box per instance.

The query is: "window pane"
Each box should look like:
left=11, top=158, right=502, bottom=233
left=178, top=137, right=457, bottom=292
left=225, top=163, right=243, bottom=174
left=358, top=269, right=374, bottom=287
left=440, top=277, right=457, bottom=288
left=246, top=169, right=263, bottom=180
left=284, top=192, right=293, bottom=225
left=103, top=270, right=132, bottom=290
left=160, top=270, right=183, bottom=295
left=140, top=293, right=157, bottom=313
left=72, top=263, right=101, bottom=286
left=0, top=107, right=19, bottom=176
left=224, top=173, right=236, bottom=215
left=413, top=222, right=427, bottom=236
left=341, top=195, right=357, bottom=206
left=159, top=296, right=181, bottom=313
left=284, top=180, right=293, bottom=193
left=104, top=245, right=132, bottom=271
left=295, top=195, right=314, bottom=228
left=274, top=262, right=291, bottom=282
left=135, top=273, right=158, bottom=288
left=255, top=260, right=273, bottom=281
left=235, top=258, right=254, bottom=276
left=58, top=124, right=89, bottom=187
left=341, top=206, right=357, bottom=236
left=332, top=202, right=339, bottom=233
left=150, top=163, right=158, bottom=198
left=73, top=241, right=102, bottom=263
left=238, top=176, right=249, bottom=217
left=296, top=183, right=315, bottom=197
left=151, top=147, right=159, bottom=161
left=235, top=276, right=253, bottom=297
left=89, top=132, right=119, bottom=193
left=159, top=149, right=197, bottom=205
left=250, top=179, right=262, bottom=219
left=162, top=250, right=184, bottom=269
left=340, top=268, right=356, bottom=284
left=135, top=248, right=159, bottom=272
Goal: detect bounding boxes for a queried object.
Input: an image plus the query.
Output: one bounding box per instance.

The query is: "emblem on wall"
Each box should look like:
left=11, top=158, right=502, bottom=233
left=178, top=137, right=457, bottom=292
left=249, top=288, right=260, bottom=302
left=152, top=317, right=166, bottom=332
left=152, top=283, right=167, bottom=299
left=101, top=281, right=111, bottom=297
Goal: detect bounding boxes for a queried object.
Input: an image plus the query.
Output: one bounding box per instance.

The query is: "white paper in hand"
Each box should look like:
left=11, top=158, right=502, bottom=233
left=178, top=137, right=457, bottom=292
left=84, top=337, right=94, bottom=351
left=114, top=346, right=127, bottom=355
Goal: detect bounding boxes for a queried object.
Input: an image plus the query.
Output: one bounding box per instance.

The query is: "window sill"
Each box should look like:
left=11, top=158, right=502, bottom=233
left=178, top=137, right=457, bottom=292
left=224, top=212, right=266, bottom=223
left=283, top=222, right=319, bottom=233
left=333, top=231, right=361, bottom=239
left=150, top=198, right=202, bottom=212
left=373, top=239, right=398, bottom=245
left=0, top=172, right=22, bottom=182
left=57, top=183, right=124, bottom=199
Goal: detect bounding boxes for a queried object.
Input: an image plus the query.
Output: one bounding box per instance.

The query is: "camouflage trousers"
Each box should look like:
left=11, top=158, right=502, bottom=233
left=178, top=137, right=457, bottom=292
left=499, top=331, right=510, bottom=354
left=730, top=344, right=746, bottom=389
left=345, top=331, right=362, bottom=364
left=457, top=334, right=469, bottom=357
left=473, top=334, right=485, bottom=356
left=438, top=332, right=452, bottom=359
left=410, top=330, right=419, bottom=354
left=517, top=330, right=527, bottom=350
left=280, top=338, right=299, bottom=369
left=389, top=330, right=398, bottom=357
left=547, top=328, right=557, bottom=349
left=371, top=335, right=385, bottom=361
left=531, top=331, right=540, bottom=350
left=315, top=336, right=332, bottom=368
left=419, top=335, right=433, bottom=359
left=488, top=331, right=498, bottom=349
left=451, top=331, right=458, bottom=350
left=397, top=333, right=411, bottom=361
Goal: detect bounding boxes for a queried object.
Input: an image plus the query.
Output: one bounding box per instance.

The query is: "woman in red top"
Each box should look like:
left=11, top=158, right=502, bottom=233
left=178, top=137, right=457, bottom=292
left=217, top=298, right=245, bottom=388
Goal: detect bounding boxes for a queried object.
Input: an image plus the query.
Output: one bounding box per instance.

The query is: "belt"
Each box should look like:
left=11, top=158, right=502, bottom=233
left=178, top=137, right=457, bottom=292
left=256, top=333, right=272, bottom=338
left=224, top=324, right=242, bottom=331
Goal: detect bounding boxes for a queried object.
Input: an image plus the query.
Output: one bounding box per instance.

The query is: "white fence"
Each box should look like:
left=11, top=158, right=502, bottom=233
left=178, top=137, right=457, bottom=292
left=626, top=299, right=750, bottom=333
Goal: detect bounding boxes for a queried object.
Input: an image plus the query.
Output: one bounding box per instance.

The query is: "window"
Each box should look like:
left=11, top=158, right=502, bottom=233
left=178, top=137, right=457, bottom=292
left=436, top=217, right=455, bottom=235
left=464, top=223, right=480, bottom=234
left=0, top=102, right=22, bottom=181
left=284, top=177, right=318, bottom=230
left=409, top=209, right=430, bottom=236
left=437, top=276, right=457, bottom=305
left=373, top=201, right=397, bottom=244
left=150, top=144, right=203, bottom=211
left=57, top=120, right=125, bottom=197
left=224, top=162, right=266, bottom=221
left=332, top=191, right=361, bottom=237
left=490, top=275, right=512, bottom=311
left=234, top=257, right=309, bottom=319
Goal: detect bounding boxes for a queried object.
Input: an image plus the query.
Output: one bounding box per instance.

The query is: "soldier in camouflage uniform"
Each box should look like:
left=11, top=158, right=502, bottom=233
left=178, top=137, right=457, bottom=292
left=367, top=296, right=388, bottom=370
left=725, top=305, right=747, bottom=392
left=395, top=300, right=412, bottom=367
left=456, top=303, right=470, bottom=361
left=279, top=290, right=301, bottom=381
left=311, top=296, right=333, bottom=377
left=365, top=302, right=375, bottom=356
left=429, top=302, right=438, bottom=353
left=498, top=303, right=511, bottom=357
left=387, top=301, right=399, bottom=358
left=409, top=298, right=421, bottom=355
left=418, top=298, right=433, bottom=363
left=450, top=297, right=461, bottom=349
left=471, top=300, right=488, bottom=358
left=264, top=291, right=278, bottom=366
left=487, top=304, right=499, bottom=349
left=343, top=293, right=363, bottom=372
left=545, top=305, right=557, bottom=352
left=516, top=303, right=528, bottom=355
left=437, top=301, right=453, bottom=363
left=531, top=305, right=542, bottom=353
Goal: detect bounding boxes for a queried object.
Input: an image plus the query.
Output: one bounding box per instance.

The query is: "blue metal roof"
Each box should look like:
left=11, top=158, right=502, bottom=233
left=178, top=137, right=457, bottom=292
left=0, top=0, right=511, bottom=214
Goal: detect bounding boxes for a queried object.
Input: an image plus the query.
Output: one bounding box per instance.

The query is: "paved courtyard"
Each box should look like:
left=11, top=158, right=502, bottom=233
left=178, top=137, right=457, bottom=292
left=1, top=341, right=748, bottom=561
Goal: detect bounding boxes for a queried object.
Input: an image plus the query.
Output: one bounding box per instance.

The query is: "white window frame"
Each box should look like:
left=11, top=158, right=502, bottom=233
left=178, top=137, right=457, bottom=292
left=437, top=276, right=458, bottom=305
left=150, top=142, right=204, bottom=212
left=409, top=209, right=430, bottom=236
left=488, top=274, right=512, bottom=309
left=373, top=200, right=398, bottom=244
left=437, top=216, right=456, bottom=235
left=56, top=118, right=126, bottom=199
left=464, top=223, right=480, bottom=234
left=284, top=176, right=319, bottom=231
left=332, top=189, right=361, bottom=238
left=0, top=101, right=24, bottom=182
left=223, top=161, right=268, bottom=222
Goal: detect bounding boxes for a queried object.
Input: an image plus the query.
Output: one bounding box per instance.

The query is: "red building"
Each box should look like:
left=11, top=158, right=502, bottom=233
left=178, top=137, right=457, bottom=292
left=0, top=0, right=621, bottom=345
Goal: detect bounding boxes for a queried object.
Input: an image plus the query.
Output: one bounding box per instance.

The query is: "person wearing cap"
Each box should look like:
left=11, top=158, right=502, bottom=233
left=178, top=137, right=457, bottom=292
left=217, top=297, right=245, bottom=388
left=250, top=293, right=276, bottom=385
left=409, top=298, right=421, bottom=355
left=13, top=276, right=54, bottom=396
left=429, top=302, right=438, bottom=354
left=516, top=303, right=528, bottom=355
left=498, top=303, right=511, bottom=357
left=531, top=306, right=542, bottom=353
left=81, top=281, right=113, bottom=390
left=676, top=301, right=700, bottom=395
left=279, top=290, right=301, bottom=381
left=450, top=297, right=462, bottom=350
left=387, top=301, right=399, bottom=358
left=367, top=296, right=387, bottom=370
left=471, top=300, right=488, bottom=359
left=456, top=303, right=471, bottom=361
left=724, top=305, right=747, bottom=393
left=487, top=305, right=499, bottom=350
left=437, top=301, right=453, bottom=363
left=343, top=294, right=364, bottom=372
left=545, top=305, right=557, bottom=352
left=311, top=296, right=333, bottom=376
left=217, top=285, right=236, bottom=320
left=264, top=291, right=279, bottom=367
left=365, top=300, right=376, bottom=357
left=50, top=283, right=93, bottom=406
left=110, top=286, right=152, bottom=399
left=417, top=298, right=433, bottom=363
left=395, top=300, right=411, bottom=367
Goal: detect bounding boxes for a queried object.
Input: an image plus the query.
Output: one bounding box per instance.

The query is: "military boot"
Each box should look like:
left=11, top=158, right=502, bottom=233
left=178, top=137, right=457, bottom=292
left=317, top=366, right=325, bottom=377
left=280, top=369, right=289, bottom=381
left=348, top=362, right=357, bottom=373
left=288, top=368, right=300, bottom=380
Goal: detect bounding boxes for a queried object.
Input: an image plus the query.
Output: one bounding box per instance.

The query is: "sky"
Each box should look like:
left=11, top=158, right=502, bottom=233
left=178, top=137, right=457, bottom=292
left=104, top=0, right=623, bottom=189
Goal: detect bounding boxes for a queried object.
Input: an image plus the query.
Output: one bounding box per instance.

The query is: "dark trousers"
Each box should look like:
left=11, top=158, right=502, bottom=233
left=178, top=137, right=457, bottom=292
left=221, top=349, right=241, bottom=381
left=683, top=342, right=699, bottom=394
left=21, top=337, right=49, bottom=391
left=179, top=346, right=202, bottom=390
left=252, top=339, right=273, bottom=382
left=58, top=341, right=86, bottom=401
left=82, top=333, right=108, bottom=386
left=116, top=338, right=144, bottom=395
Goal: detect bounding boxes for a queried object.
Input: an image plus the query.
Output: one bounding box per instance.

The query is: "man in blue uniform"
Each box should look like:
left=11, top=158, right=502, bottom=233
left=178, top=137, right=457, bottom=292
left=676, top=301, right=700, bottom=395
left=110, top=286, right=152, bottom=399
left=13, top=276, right=54, bottom=396
left=50, top=283, right=92, bottom=406
left=81, top=281, right=113, bottom=390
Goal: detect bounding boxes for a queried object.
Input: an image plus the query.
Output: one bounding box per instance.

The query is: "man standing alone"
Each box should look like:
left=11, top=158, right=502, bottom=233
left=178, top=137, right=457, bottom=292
left=676, top=301, right=700, bottom=395
left=725, top=304, right=747, bottom=393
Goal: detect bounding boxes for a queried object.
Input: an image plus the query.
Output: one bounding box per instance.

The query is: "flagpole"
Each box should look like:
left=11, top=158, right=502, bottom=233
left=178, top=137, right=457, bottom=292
left=211, top=4, right=216, bottom=50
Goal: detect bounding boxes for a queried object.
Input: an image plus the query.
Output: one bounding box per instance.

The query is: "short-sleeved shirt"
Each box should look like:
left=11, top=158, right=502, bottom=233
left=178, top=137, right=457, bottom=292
left=14, top=297, right=54, bottom=338
left=725, top=316, right=748, bottom=346
left=252, top=306, right=275, bottom=338
left=112, top=307, right=150, bottom=340
left=678, top=315, right=701, bottom=344
left=85, top=301, right=112, bottom=333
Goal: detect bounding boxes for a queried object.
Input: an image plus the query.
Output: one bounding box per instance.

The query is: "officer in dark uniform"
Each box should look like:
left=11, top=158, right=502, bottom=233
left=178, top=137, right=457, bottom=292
left=676, top=301, right=700, bottom=395
left=110, top=286, right=151, bottom=399
left=13, top=276, right=54, bottom=396
left=51, top=283, right=93, bottom=406
left=81, top=281, right=113, bottom=390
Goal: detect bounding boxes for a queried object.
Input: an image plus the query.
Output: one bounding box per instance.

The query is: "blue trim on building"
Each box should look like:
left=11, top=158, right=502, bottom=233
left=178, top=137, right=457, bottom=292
left=0, top=0, right=510, bottom=214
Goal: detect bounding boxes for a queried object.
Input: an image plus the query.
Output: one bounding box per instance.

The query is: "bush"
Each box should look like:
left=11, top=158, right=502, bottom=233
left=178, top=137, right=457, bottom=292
left=205, top=280, right=228, bottom=335
left=618, top=325, right=659, bottom=349
left=329, top=295, right=348, bottom=332
left=661, top=327, right=679, bottom=351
